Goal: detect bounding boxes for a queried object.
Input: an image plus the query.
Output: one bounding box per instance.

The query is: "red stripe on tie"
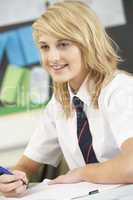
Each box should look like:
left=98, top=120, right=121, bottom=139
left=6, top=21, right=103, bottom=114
left=86, top=144, right=92, bottom=162
left=78, top=120, right=88, bottom=142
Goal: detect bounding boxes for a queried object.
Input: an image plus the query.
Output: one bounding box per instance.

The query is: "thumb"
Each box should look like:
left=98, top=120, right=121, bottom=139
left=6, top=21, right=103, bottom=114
left=13, top=170, right=29, bottom=186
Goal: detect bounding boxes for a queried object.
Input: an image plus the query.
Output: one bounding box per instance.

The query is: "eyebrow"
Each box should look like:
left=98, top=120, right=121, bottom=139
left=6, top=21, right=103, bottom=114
left=58, top=39, right=69, bottom=42
left=39, top=41, right=47, bottom=45
left=39, top=39, right=70, bottom=45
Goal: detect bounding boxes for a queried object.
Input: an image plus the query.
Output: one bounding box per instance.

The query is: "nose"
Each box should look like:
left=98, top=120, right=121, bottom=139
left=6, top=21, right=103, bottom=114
left=48, top=47, right=60, bottom=63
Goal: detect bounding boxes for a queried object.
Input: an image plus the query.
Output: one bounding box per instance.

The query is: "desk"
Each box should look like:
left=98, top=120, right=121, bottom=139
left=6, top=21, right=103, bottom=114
left=1, top=184, right=133, bottom=199
left=28, top=183, right=133, bottom=200
left=82, top=184, right=133, bottom=200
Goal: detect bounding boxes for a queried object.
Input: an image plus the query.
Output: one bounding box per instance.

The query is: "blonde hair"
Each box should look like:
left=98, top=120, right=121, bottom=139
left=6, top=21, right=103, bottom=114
left=33, top=0, right=121, bottom=117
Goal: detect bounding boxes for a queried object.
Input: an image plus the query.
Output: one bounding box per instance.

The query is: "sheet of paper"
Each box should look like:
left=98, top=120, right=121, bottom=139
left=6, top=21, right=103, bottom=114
left=0, top=179, right=121, bottom=200
left=120, top=197, right=133, bottom=200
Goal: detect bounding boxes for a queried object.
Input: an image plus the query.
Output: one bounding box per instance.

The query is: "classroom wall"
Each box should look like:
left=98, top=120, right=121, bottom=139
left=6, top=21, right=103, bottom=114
left=0, top=109, right=43, bottom=168
left=106, top=0, right=133, bottom=73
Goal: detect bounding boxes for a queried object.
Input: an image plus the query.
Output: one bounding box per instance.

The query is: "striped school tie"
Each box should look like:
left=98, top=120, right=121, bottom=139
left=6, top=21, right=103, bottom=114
left=72, top=96, right=98, bottom=163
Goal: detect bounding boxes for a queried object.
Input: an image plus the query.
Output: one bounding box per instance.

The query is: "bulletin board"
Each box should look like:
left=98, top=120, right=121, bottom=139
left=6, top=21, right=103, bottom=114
left=0, top=1, right=50, bottom=116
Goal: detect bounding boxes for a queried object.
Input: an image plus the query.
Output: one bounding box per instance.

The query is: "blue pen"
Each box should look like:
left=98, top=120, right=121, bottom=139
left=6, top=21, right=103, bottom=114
left=0, top=166, right=13, bottom=175
left=0, top=166, right=27, bottom=186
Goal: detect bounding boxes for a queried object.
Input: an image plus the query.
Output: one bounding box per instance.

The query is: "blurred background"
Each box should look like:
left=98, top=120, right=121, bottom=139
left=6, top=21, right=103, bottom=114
left=0, top=0, right=132, bottom=179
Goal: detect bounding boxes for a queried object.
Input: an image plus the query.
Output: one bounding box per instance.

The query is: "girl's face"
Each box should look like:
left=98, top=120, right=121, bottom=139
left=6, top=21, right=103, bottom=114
left=39, top=35, right=88, bottom=91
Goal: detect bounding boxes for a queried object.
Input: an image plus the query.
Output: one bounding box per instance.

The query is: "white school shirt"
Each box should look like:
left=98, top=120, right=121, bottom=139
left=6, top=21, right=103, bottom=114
left=24, top=71, right=133, bottom=170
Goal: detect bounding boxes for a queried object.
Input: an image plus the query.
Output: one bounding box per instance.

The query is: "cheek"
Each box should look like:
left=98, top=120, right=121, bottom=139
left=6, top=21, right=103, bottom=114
left=69, top=55, right=82, bottom=70
left=68, top=48, right=82, bottom=63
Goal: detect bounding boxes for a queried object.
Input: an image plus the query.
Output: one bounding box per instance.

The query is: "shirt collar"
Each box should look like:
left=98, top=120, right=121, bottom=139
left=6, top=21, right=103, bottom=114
left=68, top=76, right=91, bottom=107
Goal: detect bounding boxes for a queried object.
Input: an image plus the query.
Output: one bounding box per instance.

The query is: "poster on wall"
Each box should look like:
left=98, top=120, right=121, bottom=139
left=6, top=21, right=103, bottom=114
left=82, top=0, right=126, bottom=27
left=0, top=0, right=46, bottom=27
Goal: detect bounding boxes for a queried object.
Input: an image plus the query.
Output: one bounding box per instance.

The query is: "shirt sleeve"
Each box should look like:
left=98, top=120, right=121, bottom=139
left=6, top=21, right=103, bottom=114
left=24, top=96, right=62, bottom=167
left=106, top=82, right=133, bottom=148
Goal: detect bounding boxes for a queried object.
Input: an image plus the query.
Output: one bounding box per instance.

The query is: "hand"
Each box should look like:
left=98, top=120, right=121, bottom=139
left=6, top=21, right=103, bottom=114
left=49, top=167, right=84, bottom=185
left=0, top=170, right=28, bottom=197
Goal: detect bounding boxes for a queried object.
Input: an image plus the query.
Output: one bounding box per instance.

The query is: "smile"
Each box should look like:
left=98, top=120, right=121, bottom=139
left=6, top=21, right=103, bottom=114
left=51, top=64, right=68, bottom=71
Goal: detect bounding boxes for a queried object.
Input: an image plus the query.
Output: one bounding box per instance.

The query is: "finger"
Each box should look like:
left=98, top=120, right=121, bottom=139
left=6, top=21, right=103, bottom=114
left=15, top=184, right=27, bottom=195
left=0, top=174, right=20, bottom=183
left=13, top=170, right=26, bottom=179
left=4, top=191, right=22, bottom=198
left=0, top=180, right=22, bottom=193
left=3, top=181, right=27, bottom=197
left=22, top=175, right=29, bottom=185
left=4, top=188, right=26, bottom=198
left=13, top=170, right=28, bottom=185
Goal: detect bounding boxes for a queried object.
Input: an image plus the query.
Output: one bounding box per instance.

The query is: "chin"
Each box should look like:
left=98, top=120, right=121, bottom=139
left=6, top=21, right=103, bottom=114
left=52, top=77, right=69, bottom=83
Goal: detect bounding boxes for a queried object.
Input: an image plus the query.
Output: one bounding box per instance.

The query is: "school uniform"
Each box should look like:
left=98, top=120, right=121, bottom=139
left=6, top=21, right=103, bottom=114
left=24, top=71, right=133, bottom=170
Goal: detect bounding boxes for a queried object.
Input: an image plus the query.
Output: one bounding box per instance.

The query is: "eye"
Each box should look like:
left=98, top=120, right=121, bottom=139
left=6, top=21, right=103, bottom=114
left=40, top=44, right=49, bottom=51
left=58, top=41, right=71, bottom=49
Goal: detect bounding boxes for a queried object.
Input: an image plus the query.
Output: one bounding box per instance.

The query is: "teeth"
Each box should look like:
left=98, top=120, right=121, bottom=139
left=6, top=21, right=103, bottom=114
left=53, top=66, right=63, bottom=70
left=52, top=64, right=68, bottom=70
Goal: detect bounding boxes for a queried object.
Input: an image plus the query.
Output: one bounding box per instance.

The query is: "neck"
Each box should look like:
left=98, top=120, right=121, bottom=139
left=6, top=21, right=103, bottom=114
left=69, top=74, right=88, bottom=94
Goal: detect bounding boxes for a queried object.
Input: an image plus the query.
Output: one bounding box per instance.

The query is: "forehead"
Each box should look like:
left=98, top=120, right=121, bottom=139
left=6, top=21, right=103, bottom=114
left=39, top=35, right=57, bottom=44
left=38, top=33, right=65, bottom=44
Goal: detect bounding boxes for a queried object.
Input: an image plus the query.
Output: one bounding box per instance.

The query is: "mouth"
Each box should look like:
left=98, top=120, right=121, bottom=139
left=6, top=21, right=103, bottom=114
left=51, top=64, right=69, bottom=71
